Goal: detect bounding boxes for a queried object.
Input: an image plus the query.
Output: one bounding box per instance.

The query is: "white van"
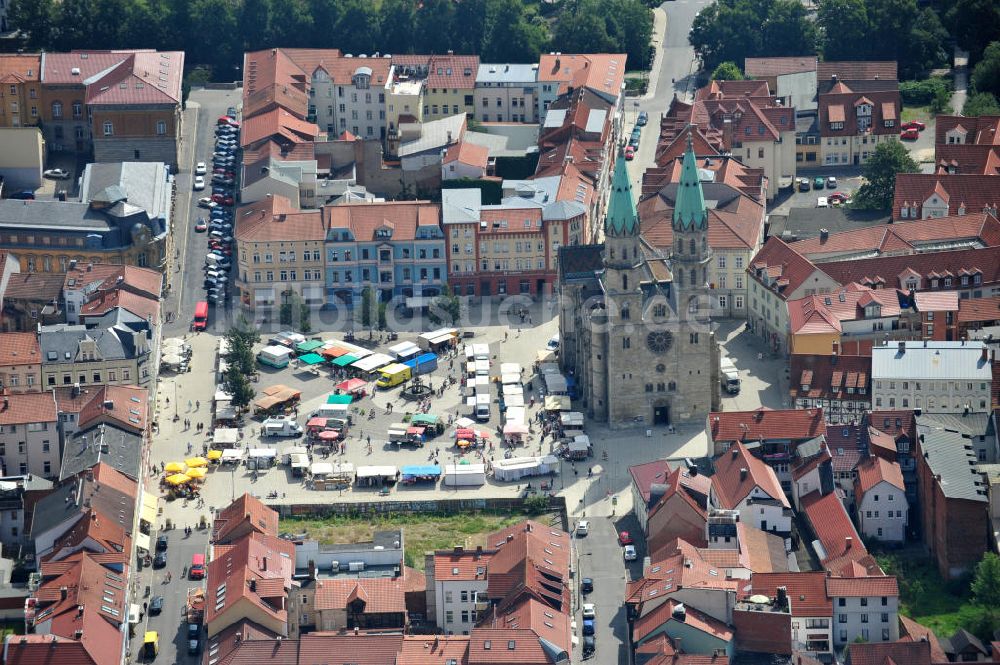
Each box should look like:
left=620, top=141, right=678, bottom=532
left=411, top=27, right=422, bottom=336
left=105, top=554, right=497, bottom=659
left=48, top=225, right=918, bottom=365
left=474, top=393, right=491, bottom=422
left=262, top=417, right=303, bottom=437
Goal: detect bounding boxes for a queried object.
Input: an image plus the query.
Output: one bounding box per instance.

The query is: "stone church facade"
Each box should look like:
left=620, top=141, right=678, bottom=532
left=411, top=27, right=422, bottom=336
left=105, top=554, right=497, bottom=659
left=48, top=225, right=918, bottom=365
left=558, top=144, right=720, bottom=428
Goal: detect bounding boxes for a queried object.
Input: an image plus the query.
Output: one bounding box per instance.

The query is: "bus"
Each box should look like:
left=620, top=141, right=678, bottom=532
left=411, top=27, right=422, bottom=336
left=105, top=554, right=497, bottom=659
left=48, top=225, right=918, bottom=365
left=193, top=301, right=209, bottom=331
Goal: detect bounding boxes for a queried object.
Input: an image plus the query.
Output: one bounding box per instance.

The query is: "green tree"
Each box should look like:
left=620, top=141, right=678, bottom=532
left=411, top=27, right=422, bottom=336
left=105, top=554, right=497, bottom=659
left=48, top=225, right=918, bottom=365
left=299, top=303, right=312, bottom=334
left=971, top=552, right=1000, bottom=608
left=7, top=0, right=57, bottom=50
left=972, top=41, right=1000, bottom=98
left=817, top=0, right=869, bottom=61
left=552, top=0, right=616, bottom=56
left=429, top=286, right=462, bottom=325
left=223, top=315, right=260, bottom=376
left=414, top=0, right=456, bottom=54
left=482, top=0, right=547, bottom=63
left=711, top=61, right=744, bottom=80
left=762, top=0, right=818, bottom=59
left=359, top=287, right=376, bottom=331
left=964, top=91, right=1000, bottom=116
left=853, top=141, right=919, bottom=210
left=606, top=0, right=655, bottom=70
left=379, top=0, right=417, bottom=54
left=948, top=0, right=1000, bottom=64
left=238, top=0, right=270, bottom=51
left=377, top=302, right=388, bottom=330
left=691, top=0, right=814, bottom=73
left=336, top=0, right=381, bottom=55
left=223, top=364, right=255, bottom=413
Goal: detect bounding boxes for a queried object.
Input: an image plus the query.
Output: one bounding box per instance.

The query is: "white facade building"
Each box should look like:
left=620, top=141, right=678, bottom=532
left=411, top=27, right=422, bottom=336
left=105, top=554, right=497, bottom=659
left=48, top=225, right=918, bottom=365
left=871, top=340, right=993, bottom=412
left=828, top=577, right=899, bottom=646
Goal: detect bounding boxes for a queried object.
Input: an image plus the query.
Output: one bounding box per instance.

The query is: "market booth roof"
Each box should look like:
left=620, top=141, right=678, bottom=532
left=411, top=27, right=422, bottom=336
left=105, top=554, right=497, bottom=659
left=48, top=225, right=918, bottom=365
left=296, top=339, right=324, bottom=354
left=165, top=473, right=190, bottom=486
left=326, top=394, right=354, bottom=405
left=298, top=352, right=326, bottom=365
left=332, top=354, right=359, bottom=367
left=335, top=378, right=367, bottom=393
left=164, top=462, right=186, bottom=473
left=318, top=430, right=340, bottom=441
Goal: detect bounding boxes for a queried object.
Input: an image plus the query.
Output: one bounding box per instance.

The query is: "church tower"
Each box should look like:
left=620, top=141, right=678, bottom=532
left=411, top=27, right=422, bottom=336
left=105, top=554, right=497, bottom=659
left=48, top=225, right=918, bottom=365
left=671, top=134, right=712, bottom=320
left=603, top=151, right=642, bottom=293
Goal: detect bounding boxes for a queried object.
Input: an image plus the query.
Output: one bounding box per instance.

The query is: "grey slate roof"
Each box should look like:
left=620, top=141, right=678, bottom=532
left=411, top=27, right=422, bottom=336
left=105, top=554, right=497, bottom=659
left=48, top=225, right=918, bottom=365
left=39, top=323, right=146, bottom=363
left=81, top=161, right=172, bottom=223
left=476, top=63, right=537, bottom=84
left=558, top=244, right=604, bottom=283
left=915, top=412, right=990, bottom=438
left=0, top=200, right=112, bottom=231
left=30, top=472, right=135, bottom=542
left=767, top=207, right=891, bottom=243
left=59, top=422, right=143, bottom=481
left=917, top=426, right=988, bottom=502
left=872, top=341, right=993, bottom=381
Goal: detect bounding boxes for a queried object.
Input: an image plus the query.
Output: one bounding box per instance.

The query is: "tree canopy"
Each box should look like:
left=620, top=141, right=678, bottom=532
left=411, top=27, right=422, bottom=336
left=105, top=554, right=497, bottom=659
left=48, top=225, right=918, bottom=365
left=710, top=61, right=744, bottom=81
left=964, top=91, right=1000, bottom=116
left=852, top=141, right=919, bottom=210
left=7, top=0, right=649, bottom=78
left=971, top=41, right=1000, bottom=99
left=947, top=0, right=1000, bottom=65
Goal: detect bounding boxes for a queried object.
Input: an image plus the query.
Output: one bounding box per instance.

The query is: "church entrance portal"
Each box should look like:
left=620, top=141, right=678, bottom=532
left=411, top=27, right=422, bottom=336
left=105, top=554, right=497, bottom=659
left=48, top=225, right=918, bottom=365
left=653, top=403, right=670, bottom=426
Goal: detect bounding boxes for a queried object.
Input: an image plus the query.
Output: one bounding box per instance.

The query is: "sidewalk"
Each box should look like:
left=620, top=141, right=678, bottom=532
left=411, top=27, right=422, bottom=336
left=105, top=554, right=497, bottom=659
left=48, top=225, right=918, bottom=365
left=640, top=7, right=668, bottom=101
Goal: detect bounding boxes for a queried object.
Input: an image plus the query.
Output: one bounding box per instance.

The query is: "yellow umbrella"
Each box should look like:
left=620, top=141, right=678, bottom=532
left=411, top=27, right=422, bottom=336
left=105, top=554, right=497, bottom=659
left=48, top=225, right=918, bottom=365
left=164, top=461, right=186, bottom=473
left=456, top=439, right=472, bottom=449
left=185, top=457, right=209, bottom=468
left=206, top=450, right=223, bottom=461
left=165, top=473, right=191, bottom=486
left=185, top=467, right=207, bottom=479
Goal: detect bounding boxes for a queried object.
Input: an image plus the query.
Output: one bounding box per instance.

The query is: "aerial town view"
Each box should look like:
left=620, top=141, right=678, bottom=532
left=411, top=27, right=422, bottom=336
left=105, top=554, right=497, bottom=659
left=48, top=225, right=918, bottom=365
left=0, top=0, right=999, bottom=663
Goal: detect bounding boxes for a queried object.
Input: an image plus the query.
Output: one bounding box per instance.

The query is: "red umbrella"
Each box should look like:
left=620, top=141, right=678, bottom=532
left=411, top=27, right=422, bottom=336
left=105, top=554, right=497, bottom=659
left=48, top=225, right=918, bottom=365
left=336, top=378, right=367, bottom=392
left=306, top=417, right=327, bottom=428
left=317, top=430, right=340, bottom=441
left=455, top=428, right=474, bottom=439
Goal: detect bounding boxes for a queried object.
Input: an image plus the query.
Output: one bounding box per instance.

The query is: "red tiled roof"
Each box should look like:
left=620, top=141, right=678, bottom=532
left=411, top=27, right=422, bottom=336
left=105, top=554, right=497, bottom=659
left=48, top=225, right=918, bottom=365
left=426, top=54, right=480, bottom=90
left=894, top=174, right=1000, bottom=221
left=63, top=264, right=163, bottom=300
left=398, top=635, right=470, bottom=665
left=467, top=628, right=558, bottom=665
left=751, top=571, right=832, bottom=616
left=242, top=48, right=310, bottom=118
left=297, top=633, right=403, bottom=665
left=212, top=493, right=279, bottom=544
left=633, top=598, right=733, bottom=644
left=696, top=79, right=771, bottom=101
left=820, top=89, right=901, bottom=137
left=898, top=615, right=949, bottom=662
left=958, top=295, right=1000, bottom=323
left=537, top=53, right=627, bottom=101
left=3, top=272, right=66, bottom=302
left=934, top=114, right=1000, bottom=146
left=709, top=407, right=826, bottom=443
left=817, top=61, right=898, bottom=81
left=313, top=576, right=407, bottom=613
left=800, top=490, right=865, bottom=569
left=818, top=244, right=1000, bottom=291
left=712, top=441, right=789, bottom=509
left=790, top=211, right=1000, bottom=261
left=433, top=550, right=491, bottom=581
left=0, top=54, right=41, bottom=83
left=868, top=411, right=917, bottom=442
left=744, top=56, right=818, bottom=77
left=0, top=390, right=57, bottom=425
left=203, top=532, right=294, bottom=628
left=628, top=539, right=739, bottom=606
left=789, top=284, right=906, bottom=336
left=241, top=107, right=319, bottom=148
left=80, top=288, right=159, bottom=323
left=826, top=575, right=898, bottom=597
left=855, top=455, right=904, bottom=499
left=749, top=237, right=831, bottom=300
left=0, top=332, right=41, bottom=366
left=443, top=141, right=489, bottom=169
left=847, top=641, right=931, bottom=665
left=790, top=353, right=872, bottom=403
left=76, top=384, right=148, bottom=432
left=485, top=520, right=570, bottom=611
left=90, top=462, right=138, bottom=498
left=323, top=200, right=441, bottom=242
left=44, top=50, right=183, bottom=105
left=934, top=144, right=1000, bottom=175
left=45, top=508, right=127, bottom=562
left=235, top=195, right=325, bottom=243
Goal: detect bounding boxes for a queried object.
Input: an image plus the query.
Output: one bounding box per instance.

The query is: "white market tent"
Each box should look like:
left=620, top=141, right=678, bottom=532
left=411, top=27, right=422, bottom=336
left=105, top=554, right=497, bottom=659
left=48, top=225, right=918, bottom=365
left=388, top=341, right=421, bottom=360
left=544, top=374, right=568, bottom=393
left=502, top=384, right=524, bottom=397
left=560, top=411, right=585, bottom=427
left=213, top=428, right=239, bottom=447
left=505, top=406, right=526, bottom=424
left=500, top=363, right=522, bottom=375
left=505, top=394, right=525, bottom=408
left=568, top=436, right=590, bottom=453
left=493, top=457, right=545, bottom=481
left=247, top=448, right=278, bottom=459
left=221, top=449, right=243, bottom=462
left=352, top=353, right=395, bottom=372
left=544, top=395, right=571, bottom=411
left=501, top=373, right=521, bottom=386
left=310, top=462, right=334, bottom=476
left=356, top=465, right=398, bottom=479
left=443, top=463, right=486, bottom=486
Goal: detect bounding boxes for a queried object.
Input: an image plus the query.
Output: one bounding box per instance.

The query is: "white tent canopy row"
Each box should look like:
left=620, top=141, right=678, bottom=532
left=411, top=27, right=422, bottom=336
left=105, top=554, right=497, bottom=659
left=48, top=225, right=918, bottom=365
left=501, top=373, right=521, bottom=386
left=504, top=394, right=525, bottom=408
left=492, top=455, right=559, bottom=481
left=500, top=363, right=522, bottom=375
left=505, top=406, right=526, bottom=425
left=352, top=353, right=395, bottom=372
left=544, top=374, right=568, bottom=393
left=356, top=465, right=398, bottom=479
left=560, top=411, right=585, bottom=427
left=213, top=428, right=239, bottom=446
left=502, top=384, right=523, bottom=397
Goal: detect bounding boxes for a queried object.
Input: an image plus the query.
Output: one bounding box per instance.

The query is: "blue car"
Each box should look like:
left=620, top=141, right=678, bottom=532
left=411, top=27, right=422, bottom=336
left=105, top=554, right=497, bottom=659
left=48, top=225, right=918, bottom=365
left=582, top=619, right=595, bottom=636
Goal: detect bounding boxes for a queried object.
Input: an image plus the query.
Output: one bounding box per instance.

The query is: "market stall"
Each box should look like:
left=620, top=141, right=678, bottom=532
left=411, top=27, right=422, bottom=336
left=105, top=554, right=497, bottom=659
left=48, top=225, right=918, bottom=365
left=355, top=465, right=399, bottom=487
left=493, top=455, right=558, bottom=481
left=544, top=374, right=568, bottom=394
left=560, top=411, right=585, bottom=428
left=443, top=463, right=486, bottom=486
left=247, top=448, right=277, bottom=469
left=400, top=465, right=441, bottom=484
left=289, top=453, right=309, bottom=476
left=335, top=378, right=367, bottom=395
left=501, top=373, right=521, bottom=386
left=409, top=413, right=445, bottom=436
left=544, top=396, right=571, bottom=411
left=297, top=352, right=326, bottom=366
left=505, top=407, right=526, bottom=424
left=296, top=339, right=324, bottom=355
left=388, top=341, right=421, bottom=361
left=220, top=449, right=243, bottom=465
left=252, top=385, right=302, bottom=415
left=212, top=428, right=239, bottom=449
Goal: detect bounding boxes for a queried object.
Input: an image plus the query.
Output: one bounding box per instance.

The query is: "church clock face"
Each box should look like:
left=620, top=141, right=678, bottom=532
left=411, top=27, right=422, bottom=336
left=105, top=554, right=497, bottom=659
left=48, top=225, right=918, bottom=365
left=646, top=331, right=673, bottom=354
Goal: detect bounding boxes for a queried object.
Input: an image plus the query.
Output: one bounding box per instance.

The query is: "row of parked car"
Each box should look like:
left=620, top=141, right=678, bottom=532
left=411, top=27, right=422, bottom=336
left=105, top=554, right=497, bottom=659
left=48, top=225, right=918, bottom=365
left=196, top=108, right=240, bottom=306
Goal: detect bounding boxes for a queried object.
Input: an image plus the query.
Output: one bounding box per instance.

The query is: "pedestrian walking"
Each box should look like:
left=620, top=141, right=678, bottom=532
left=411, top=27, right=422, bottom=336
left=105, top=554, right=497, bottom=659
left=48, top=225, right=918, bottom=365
left=188, top=400, right=192, bottom=411
left=195, top=400, right=200, bottom=410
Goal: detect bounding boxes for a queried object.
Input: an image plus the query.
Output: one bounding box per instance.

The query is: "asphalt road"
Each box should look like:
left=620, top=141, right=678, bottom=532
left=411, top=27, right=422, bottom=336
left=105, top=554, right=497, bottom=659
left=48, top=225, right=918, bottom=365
left=575, top=517, right=631, bottom=663
left=163, top=88, right=243, bottom=338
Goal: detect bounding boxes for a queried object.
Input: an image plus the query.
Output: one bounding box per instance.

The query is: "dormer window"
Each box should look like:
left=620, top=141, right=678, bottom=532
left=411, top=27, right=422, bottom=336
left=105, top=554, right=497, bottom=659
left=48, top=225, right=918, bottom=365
left=884, top=119, right=894, bottom=128
left=931, top=278, right=939, bottom=288
left=905, top=279, right=917, bottom=291
left=944, top=277, right=952, bottom=287
left=801, top=383, right=810, bottom=392
left=830, top=121, right=844, bottom=130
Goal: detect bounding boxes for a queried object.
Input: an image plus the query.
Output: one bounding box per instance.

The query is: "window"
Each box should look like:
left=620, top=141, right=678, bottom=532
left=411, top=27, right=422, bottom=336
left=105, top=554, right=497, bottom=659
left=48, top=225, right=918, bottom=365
left=103, top=121, right=113, bottom=136
left=156, top=120, right=166, bottom=135
left=838, top=614, right=847, bottom=623
left=445, top=610, right=454, bottom=624
left=51, top=101, right=62, bottom=118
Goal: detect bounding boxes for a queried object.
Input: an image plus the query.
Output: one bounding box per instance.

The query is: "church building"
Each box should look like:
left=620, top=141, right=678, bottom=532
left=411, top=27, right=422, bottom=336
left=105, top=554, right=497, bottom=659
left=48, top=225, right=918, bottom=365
left=558, top=141, right=720, bottom=428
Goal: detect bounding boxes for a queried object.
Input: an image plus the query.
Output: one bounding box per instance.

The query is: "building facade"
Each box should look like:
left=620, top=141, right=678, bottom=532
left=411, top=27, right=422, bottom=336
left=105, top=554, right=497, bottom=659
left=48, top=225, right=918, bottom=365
left=871, top=340, right=993, bottom=412
left=39, top=320, right=153, bottom=389
left=474, top=64, right=538, bottom=124
left=854, top=456, right=907, bottom=542
left=0, top=332, right=42, bottom=392
left=827, top=577, right=899, bottom=646
left=0, top=391, right=59, bottom=478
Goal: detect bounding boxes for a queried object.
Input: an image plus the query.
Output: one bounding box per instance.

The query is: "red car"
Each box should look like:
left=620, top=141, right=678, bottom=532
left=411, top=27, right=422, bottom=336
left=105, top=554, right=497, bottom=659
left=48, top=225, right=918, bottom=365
left=618, top=531, right=633, bottom=546
left=194, top=220, right=207, bottom=232
left=900, top=128, right=920, bottom=140
left=902, top=120, right=926, bottom=131
left=828, top=192, right=849, bottom=203
left=217, top=116, right=240, bottom=127
left=624, top=145, right=635, bottom=161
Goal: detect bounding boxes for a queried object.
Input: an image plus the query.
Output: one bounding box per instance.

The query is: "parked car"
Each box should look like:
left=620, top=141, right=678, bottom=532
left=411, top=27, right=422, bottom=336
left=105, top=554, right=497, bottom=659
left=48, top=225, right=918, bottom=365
left=193, top=176, right=205, bottom=191
left=226, top=106, right=238, bottom=118
left=149, top=596, right=164, bottom=615
left=900, top=128, right=920, bottom=140
left=155, top=534, right=168, bottom=551
left=618, top=531, right=633, bottom=546
left=902, top=120, right=926, bottom=131
left=637, top=110, right=648, bottom=126
left=194, top=220, right=208, bottom=232
left=195, top=162, right=207, bottom=175
left=152, top=552, right=167, bottom=568
left=817, top=196, right=828, bottom=208
left=583, top=635, right=596, bottom=657
left=829, top=192, right=849, bottom=204
left=197, top=197, right=216, bottom=209
left=581, top=577, right=594, bottom=594
left=217, top=116, right=239, bottom=127
left=582, top=603, right=596, bottom=620
left=8, top=191, right=35, bottom=200
left=624, top=145, right=635, bottom=160
left=826, top=176, right=837, bottom=189
left=623, top=544, right=637, bottom=561
left=813, top=176, right=826, bottom=190
left=43, top=168, right=70, bottom=179
left=576, top=520, right=590, bottom=537
left=797, top=178, right=810, bottom=192
left=582, top=619, right=595, bottom=636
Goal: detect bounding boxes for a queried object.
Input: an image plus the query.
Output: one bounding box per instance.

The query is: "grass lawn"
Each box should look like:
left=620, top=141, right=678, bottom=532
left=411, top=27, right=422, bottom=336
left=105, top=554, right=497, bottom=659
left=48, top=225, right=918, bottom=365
left=281, top=512, right=557, bottom=571
left=901, top=105, right=931, bottom=124
left=875, top=551, right=983, bottom=637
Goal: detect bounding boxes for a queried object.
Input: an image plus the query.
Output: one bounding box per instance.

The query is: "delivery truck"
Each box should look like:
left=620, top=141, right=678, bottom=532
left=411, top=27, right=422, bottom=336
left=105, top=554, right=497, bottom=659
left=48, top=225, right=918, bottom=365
left=376, top=363, right=412, bottom=389
left=262, top=417, right=304, bottom=437
left=475, top=393, right=491, bottom=422
left=257, top=345, right=293, bottom=368
left=403, top=352, right=439, bottom=377
left=720, top=356, right=740, bottom=394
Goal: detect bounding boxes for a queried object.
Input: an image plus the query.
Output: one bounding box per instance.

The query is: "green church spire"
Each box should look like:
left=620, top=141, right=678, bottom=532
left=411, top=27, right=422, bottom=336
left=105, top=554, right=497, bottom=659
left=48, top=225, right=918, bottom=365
left=605, top=153, right=638, bottom=237
left=673, top=134, right=708, bottom=231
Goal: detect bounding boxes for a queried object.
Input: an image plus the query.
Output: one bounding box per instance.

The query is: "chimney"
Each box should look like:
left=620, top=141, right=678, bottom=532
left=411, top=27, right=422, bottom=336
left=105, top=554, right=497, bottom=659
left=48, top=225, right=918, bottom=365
left=261, top=556, right=267, bottom=571
left=819, top=228, right=829, bottom=242
left=982, top=347, right=988, bottom=362
left=845, top=536, right=853, bottom=550
left=453, top=545, right=464, bottom=555
left=897, top=341, right=905, bottom=353
left=555, top=57, right=560, bottom=71
left=354, top=626, right=359, bottom=636
left=831, top=74, right=838, bottom=83
left=731, top=447, right=739, bottom=458
left=722, top=118, right=734, bottom=150
left=446, top=130, right=453, bottom=144
left=77, top=605, right=84, bottom=617
left=739, top=468, right=748, bottom=481
left=475, top=545, right=483, bottom=558
left=60, top=586, right=68, bottom=600
left=776, top=586, right=788, bottom=610
left=307, top=560, right=316, bottom=580
left=249, top=579, right=257, bottom=592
